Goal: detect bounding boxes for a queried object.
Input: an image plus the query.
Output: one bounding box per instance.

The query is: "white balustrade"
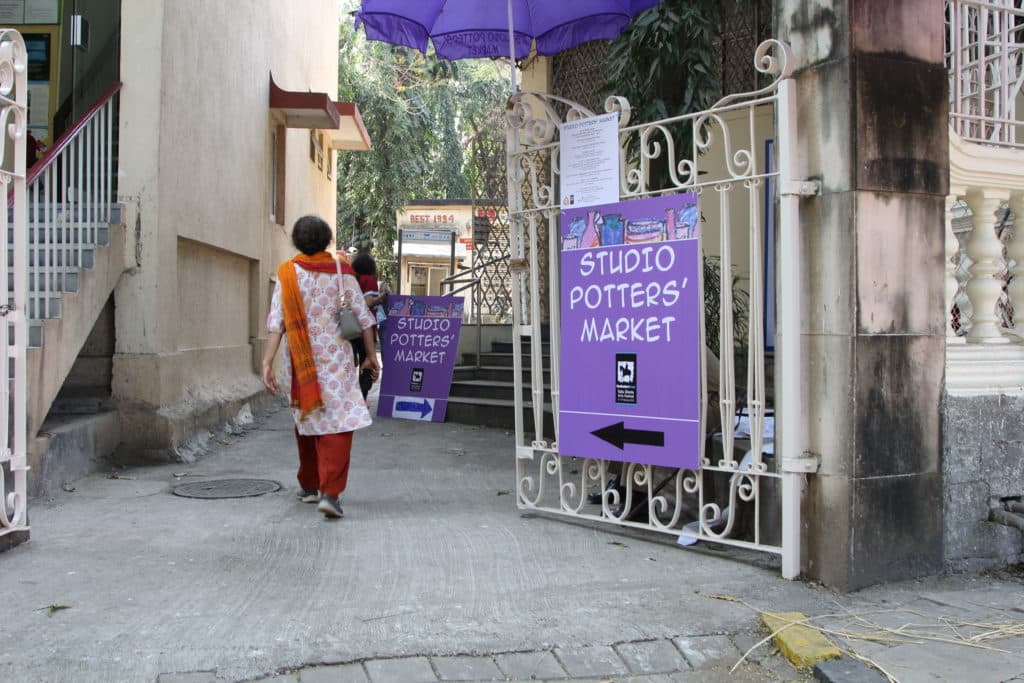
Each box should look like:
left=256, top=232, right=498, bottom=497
left=945, top=1, right=1024, bottom=393
left=946, top=192, right=965, bottom=342
left=1005, top=193, right=1024, bottom=339
left=964, top=188, right=1011, bottom=343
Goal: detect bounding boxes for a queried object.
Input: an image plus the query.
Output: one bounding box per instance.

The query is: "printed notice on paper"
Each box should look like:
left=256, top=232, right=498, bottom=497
left=559, top=112, right=619, bottom=210
left=0, top=0, right=25, bottom=24
left=24, top=0, right=58, bottom=24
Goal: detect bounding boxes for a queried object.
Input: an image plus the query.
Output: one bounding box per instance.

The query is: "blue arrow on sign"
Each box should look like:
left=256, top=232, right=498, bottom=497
left=396, top=398, right=433, bottom=419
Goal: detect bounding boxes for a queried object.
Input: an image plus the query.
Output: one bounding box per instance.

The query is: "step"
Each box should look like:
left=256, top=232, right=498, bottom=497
left=453, top=364, right=551, bottom=383
left=445, top=394, right=555, bottom=434
left=8, top=202, right=119, bottom=225
left=49, top=395, right=112, bottom=415
left=5, top=298, right=61, bottom=325
left=449, top=378, right=551, bottom=402
left=490, top=340, right=551, bottom=354
left=50, top=387, right=113, bottom=416
left=461, top=351, right=551, bottom=368
left=9, top=246, right=94, bottom=269
left=9, top=224, right=109, bottom=246
left=9, top=321, right=46, bottom=346
left=19, top=296, right=61, bottom=319
left=32, top=408, right=120, bottom=497
left=9, top=268, right=80, bottom=293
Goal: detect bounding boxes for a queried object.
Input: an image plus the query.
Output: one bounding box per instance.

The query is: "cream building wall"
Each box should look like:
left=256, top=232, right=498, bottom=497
left=115, top=0, right=340, bottom=454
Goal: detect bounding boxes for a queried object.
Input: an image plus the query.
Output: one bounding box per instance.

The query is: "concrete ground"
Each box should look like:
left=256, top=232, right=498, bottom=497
left=1, top=399, right=1022, bottom=683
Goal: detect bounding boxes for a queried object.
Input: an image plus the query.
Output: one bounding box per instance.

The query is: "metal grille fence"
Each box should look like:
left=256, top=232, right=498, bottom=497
left=714, top=0, right=774, bottom=97
left=946, top=0, right=1024, bottom=148
left=551, top=40, right=609, bottom=116
left=507, top=40, right=813, bottom=579
left=472, top=202, right=513, bottom=323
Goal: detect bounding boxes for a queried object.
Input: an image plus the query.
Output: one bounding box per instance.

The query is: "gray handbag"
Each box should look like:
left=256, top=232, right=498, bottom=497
left=334, top=257, right=364, bottom=340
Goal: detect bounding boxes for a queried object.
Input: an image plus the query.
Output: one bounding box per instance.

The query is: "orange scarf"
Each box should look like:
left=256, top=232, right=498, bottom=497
left=278, top=252, right=354, bottom=419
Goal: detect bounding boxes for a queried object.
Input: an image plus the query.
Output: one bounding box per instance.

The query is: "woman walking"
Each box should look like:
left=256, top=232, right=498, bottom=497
left=261, top=215, right=380, bottom=518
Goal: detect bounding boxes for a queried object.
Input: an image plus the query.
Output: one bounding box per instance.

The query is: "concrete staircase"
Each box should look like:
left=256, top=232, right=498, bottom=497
left=447, top=335, right=555, bottom=436
left=8, top=207, right=127, bottom=496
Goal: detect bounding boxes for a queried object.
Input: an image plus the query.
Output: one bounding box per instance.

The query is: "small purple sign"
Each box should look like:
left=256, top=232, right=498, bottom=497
left=377, top=295, right=463, bottom=422
left=559, top=194, right=702, bottom=469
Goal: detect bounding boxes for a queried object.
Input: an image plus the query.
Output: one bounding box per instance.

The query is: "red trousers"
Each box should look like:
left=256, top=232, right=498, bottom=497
left=294, top=429, right=353, bottom=497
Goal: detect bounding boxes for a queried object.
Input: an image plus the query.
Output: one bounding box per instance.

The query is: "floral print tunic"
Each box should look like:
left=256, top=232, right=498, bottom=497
left=267, top=263, right=377, bottom=435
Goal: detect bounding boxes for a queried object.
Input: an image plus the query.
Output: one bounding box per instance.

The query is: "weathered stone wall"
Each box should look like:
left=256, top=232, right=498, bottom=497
left=778, top=0, right=949, bottom=590
left=943, top=394, right=1024, bottom=571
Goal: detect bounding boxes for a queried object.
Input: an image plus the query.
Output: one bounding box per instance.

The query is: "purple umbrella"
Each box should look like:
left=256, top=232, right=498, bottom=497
left=355, top=0, right=663, bottom=90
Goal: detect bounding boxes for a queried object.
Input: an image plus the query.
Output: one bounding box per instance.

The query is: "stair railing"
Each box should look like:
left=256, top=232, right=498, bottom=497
left=13, top=82, right=121, bottom=324
left=442, top=253, right=509, bottom=370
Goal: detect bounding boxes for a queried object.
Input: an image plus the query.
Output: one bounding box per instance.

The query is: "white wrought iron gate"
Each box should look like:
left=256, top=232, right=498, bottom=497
left=0, top=29, right=28, bottom=542
left=507, top=40, right=815, bottom=579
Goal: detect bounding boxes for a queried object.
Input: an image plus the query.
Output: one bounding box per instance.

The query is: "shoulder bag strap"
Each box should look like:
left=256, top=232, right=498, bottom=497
left=335, top=256, right=349, bottom=309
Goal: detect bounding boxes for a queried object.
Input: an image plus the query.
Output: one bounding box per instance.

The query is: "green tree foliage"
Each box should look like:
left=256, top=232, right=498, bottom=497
left=601, top=0, right=726, bottom=186
left=335, top=13, right=506, bottom=281
left=458, top=65, right=508, bottom=201
left=602, top=1, right=753, bottom=372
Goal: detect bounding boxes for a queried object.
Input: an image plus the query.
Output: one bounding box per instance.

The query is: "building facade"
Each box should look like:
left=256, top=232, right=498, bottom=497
left=4, top=1, right=370, bottom=517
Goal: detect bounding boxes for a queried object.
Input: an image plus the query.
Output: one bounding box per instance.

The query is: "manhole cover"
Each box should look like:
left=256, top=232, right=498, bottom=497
left=172, top=478, right=281, bottom=499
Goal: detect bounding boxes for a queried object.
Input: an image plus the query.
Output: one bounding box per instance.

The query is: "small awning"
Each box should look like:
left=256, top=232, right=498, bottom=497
left=329, top=102, right=372, bottom=151
left=269, top=74, right=371, bottom=151
left=394, top=241, right=469, bottom=259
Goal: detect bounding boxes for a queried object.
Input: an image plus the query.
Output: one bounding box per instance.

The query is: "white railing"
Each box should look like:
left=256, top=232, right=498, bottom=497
left=946, top=134, right=1024, bottom=393
left=945, top=1, right=1024, bottom=393
left=946, top=0, right=1024, bottom=149
left=507, top=40, right=815, bottom=578
left=1, top=28, right=28, bottom=539
left=22, top=82, right=120, bottom=326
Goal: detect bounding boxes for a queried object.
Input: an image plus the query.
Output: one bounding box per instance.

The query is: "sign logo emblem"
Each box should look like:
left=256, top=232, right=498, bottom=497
left=410, top=368, right=424, bottom=393
left=615, top=353, right=637, bottom=405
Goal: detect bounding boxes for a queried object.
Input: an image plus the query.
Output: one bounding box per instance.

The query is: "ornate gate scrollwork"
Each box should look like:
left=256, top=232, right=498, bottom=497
left=508, top=40, right=809, bottom=578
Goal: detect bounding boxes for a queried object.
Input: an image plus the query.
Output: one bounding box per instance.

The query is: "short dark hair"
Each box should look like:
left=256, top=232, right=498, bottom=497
left=291, top=215, right=332, bottom=255
left=351, top=252, right=378, bottom=277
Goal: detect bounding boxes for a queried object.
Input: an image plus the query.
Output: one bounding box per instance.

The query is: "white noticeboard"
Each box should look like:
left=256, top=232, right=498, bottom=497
left=24, top=0, right=58, bottom=24
left=559, top=112, right=620, bottom=210
left=0, top=1, right=24, bottom=23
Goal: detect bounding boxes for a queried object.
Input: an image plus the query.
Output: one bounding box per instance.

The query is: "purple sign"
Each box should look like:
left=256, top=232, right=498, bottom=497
left=377, top=295, right=463, bottom=422
left=559, top=194, right=702, bottom=469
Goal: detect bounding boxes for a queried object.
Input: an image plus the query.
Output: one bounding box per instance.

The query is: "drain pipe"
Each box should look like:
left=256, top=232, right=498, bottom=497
left=990, top=499, right=1024, bottom=532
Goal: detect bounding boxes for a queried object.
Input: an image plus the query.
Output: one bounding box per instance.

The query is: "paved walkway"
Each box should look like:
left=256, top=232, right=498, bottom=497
left=2, top=401, right=1022, bottom=683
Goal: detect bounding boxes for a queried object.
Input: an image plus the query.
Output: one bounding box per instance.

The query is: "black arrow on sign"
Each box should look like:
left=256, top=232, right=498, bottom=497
left=591, top=421, right=665, bottom=450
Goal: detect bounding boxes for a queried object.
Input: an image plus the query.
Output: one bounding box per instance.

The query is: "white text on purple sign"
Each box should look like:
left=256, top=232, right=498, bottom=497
left=568, top=245, right=688, bottom=343
left=388, top=317, right=454, bottom=364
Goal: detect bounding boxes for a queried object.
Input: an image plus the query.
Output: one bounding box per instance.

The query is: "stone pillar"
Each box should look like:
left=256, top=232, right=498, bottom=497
left=778, top=1, right=948, bottom=589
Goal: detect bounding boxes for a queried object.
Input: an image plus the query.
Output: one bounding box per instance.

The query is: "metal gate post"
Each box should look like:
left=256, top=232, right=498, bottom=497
left=506, top=103, right=527, bottom=456
left=1, top=29, right=29, bottom=540
left=777, top=72, right=818, bottom=579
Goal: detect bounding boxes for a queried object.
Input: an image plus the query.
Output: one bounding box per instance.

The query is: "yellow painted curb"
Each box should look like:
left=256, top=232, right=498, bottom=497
left=761, top=611, right=842, bottom=668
